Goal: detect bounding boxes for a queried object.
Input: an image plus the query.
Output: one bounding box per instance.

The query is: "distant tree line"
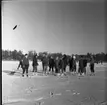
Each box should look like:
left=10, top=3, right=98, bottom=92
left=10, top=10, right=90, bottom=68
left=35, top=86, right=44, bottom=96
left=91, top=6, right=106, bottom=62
left=2, top=50, right=23, bottom=61
left=2, top=49, right=107, bottom=63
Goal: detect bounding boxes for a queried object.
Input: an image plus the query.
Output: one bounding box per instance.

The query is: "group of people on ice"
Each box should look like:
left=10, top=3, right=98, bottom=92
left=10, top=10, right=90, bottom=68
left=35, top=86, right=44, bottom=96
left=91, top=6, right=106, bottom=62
left=17, top=52, right=95, bottom=77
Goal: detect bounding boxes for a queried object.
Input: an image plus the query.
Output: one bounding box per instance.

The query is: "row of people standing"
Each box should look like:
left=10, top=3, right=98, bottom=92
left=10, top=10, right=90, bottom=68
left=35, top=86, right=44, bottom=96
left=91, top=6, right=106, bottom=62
left=41, top=54, right=95, bottom=76
left=78, top=55, right=95, bottom=76
left=41, top=54, right=68, bottom=75
left=17, top=53, right=95, bottom=77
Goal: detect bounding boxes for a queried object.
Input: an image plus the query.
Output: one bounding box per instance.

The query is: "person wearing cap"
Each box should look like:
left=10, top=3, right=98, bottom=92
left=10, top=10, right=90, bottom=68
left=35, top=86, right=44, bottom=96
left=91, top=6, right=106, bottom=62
left=32, top=53, right=38, bottom=75
left=22, top=54, right=29, bottom=77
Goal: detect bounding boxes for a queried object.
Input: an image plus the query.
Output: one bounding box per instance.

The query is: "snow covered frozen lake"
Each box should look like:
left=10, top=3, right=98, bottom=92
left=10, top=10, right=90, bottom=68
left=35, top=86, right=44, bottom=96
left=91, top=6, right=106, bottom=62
left=2, top=61, right=107, bottom=105
left=2, top=61, right=43, bottom=72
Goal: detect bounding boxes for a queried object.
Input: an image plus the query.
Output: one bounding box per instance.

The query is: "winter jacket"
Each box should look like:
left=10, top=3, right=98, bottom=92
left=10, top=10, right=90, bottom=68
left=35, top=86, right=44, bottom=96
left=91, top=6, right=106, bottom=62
left=42, top=57, right=49, bottom=66
left=23, top=57, right=29, bottom=65
left=83, top=59, right=87, bottom=67
left=69, top=57, right=74, bottom=66
left=32, top=55, right=38, bottom=66
left=55, top=59, right=60, bottom=68
left=49, top=58, right=55, bottom=67
left=79, top=58, right=83, bottom=68
left=62, top=57, right=67, bottom=67
left=59, top=59, right=63, bottom=69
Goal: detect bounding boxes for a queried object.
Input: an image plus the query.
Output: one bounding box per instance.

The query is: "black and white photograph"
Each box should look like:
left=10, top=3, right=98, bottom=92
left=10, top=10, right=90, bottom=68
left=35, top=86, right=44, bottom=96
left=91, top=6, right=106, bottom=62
left=2, top=0, right=106, bottom=105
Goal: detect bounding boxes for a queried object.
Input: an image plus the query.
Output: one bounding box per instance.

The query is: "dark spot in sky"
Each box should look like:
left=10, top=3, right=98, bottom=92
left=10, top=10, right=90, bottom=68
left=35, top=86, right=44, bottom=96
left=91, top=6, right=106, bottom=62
left=13, top=25, right=17, bottom=30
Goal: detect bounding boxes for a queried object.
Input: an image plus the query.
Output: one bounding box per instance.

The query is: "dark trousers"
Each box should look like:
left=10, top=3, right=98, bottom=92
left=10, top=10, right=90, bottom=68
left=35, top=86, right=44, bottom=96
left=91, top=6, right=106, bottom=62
left=78, top=67, right=83, bottom=74
left=73, top=65, right=76, bottom=72
left=33, top=66, right=37, bottom=72
left=55, top=67, right=59, bottom=73
left=62, top=66, right=66, bottom=73
left=69, top=65, right=73, bottom=72
left=49, top=65, right=54, bottom=72
left=44, top=65, right=48, bottom=74
left=22, top=65, right=29, bottom=76
left=90, top=64, right=94, bottom=73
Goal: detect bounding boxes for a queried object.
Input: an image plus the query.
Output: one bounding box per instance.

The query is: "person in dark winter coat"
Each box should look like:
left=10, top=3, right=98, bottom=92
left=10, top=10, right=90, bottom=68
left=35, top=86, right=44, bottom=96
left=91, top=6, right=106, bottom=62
left=32, top=53, right=38, bottom=74
left=22, top=54, right=29, bottom=77
left=62, top=54, right=67, bottom=75
left=90, top=56, right=95, bottom=76
left=78, top=56, right=84, bottom=76
left=42, top=54, right=49, bottom=75
left=69, top=55, right=74, bottom=72
left=83, top=58, right=88, bottom=75
left=49, top=56, right=55, bottom=74
left=55, top=57, right=60, bottom=74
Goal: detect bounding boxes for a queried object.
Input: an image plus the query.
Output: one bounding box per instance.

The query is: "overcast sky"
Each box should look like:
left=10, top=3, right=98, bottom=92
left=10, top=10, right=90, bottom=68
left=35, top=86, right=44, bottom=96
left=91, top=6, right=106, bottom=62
left=2, top=0, right=105, bottom=54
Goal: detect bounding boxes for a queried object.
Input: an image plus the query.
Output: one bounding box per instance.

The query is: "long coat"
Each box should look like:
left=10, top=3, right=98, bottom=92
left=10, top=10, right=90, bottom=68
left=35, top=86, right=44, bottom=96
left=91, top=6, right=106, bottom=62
left=32, top=55, right=38, bottom=66
left=49, top=58, right=55, bottom=67
left=69, top=57, right=74, bottom=67
left=79, top=58, right=83, bottom=68
left=83, top=59, right=87, bottom=68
